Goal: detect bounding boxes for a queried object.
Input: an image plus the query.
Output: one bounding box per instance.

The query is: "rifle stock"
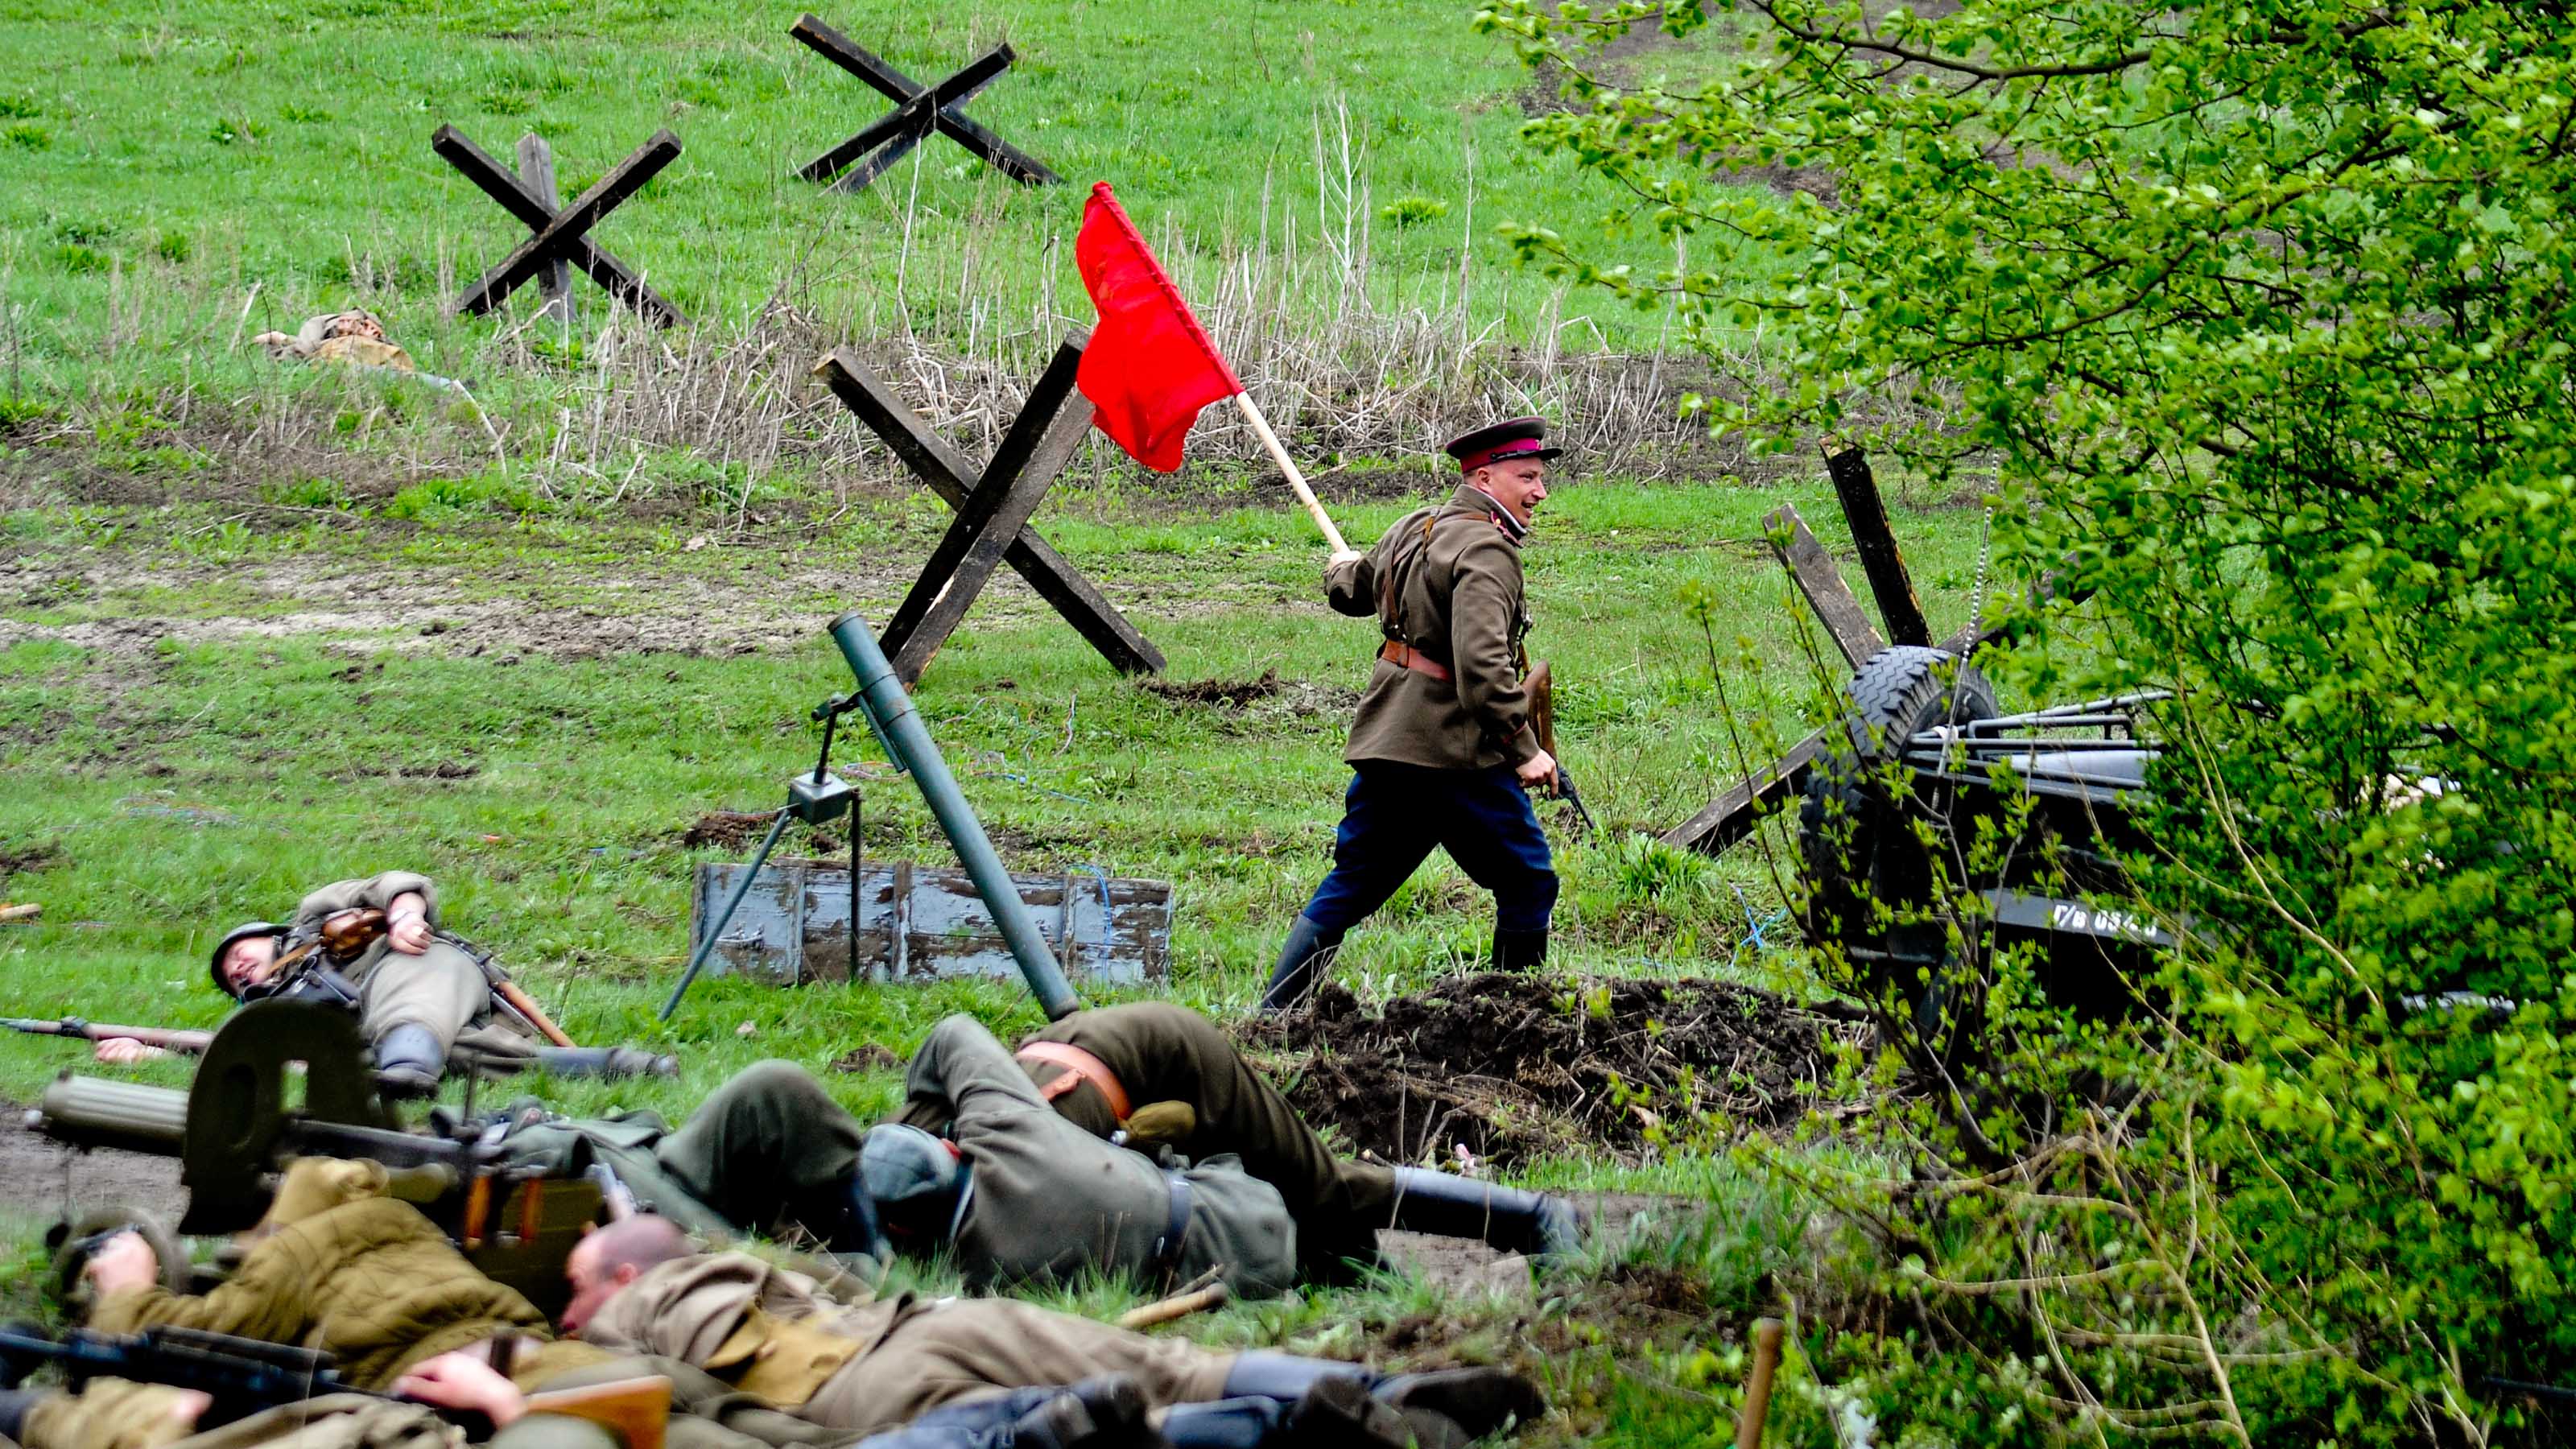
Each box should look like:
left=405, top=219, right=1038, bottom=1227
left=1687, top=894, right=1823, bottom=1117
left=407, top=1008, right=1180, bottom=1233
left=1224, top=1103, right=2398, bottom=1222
left=524, top=1376, right=673, bottom=1449
left=1525, top=660, right=1598, bottom=836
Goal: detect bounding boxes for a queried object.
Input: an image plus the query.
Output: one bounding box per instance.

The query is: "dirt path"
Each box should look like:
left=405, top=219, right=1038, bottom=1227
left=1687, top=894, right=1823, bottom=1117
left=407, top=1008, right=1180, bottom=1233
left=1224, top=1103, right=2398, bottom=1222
left=0, top=1097, right=188, bottom=1227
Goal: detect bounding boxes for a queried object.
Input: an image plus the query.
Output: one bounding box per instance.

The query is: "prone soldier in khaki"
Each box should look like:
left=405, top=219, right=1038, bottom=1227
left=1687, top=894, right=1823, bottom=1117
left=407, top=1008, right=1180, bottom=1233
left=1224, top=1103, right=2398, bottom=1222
left=896, top=1002, right=1580, bottom=1274
left=868, top=1014, right=1296, bottom=1299
left=571, top=1216, right=1546, bottom=1449
left=1264, top=418, right=1566, bottom=1009
left=97, top=870, right=538, bottom=1093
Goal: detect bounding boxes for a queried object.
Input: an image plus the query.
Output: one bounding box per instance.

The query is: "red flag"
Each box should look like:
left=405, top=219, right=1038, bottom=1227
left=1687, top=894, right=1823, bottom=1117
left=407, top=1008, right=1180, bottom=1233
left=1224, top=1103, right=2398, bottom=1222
left=1074, top=182, right=1243, bottom=473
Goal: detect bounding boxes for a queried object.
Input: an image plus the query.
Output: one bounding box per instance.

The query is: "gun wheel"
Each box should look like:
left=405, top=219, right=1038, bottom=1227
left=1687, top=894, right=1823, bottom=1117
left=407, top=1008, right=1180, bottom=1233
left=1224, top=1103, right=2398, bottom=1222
left=47, top=1206, right=188, bottom=1307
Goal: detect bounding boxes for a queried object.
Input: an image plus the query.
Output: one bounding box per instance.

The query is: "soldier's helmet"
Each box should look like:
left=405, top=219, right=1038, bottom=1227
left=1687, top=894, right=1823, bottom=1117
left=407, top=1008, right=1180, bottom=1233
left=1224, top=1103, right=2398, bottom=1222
left=208, top=920, right=287, bottom=997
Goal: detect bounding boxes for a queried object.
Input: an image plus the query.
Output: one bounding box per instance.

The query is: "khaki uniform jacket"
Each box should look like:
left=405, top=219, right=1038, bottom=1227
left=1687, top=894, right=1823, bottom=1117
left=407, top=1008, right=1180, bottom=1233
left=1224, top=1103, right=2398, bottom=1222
left=577, top=1251, right=920, bottom=1393
left=295, top=870, right=440, bottom=979
left=1323, top=484, right=1540, bottom=770
left=904, top=1015, right=1297, bottom=1298
left=88, top=1195, right=550, bottom=1392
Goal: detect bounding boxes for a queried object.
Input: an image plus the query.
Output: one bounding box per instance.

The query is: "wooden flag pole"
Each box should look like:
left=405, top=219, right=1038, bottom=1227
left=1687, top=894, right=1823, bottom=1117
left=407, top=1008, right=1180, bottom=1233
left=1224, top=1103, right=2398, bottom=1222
left=1232, top=393, right=1352, bottom=555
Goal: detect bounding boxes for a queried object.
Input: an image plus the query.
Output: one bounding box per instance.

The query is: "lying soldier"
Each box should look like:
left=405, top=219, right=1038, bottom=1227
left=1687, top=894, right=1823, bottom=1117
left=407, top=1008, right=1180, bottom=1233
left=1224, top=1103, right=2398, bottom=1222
left=492, top=1046, right=1292, bottom=1300
left=865, top=1014, right=1298, bottom=1298
left=95, top=869, right=653, bottom=1095
left=15, top=1158, right=1166, bottom=1449
left=894, top=1002, right=1580, bottom=1275
left=570, top=1215, right=1546, bottom=1449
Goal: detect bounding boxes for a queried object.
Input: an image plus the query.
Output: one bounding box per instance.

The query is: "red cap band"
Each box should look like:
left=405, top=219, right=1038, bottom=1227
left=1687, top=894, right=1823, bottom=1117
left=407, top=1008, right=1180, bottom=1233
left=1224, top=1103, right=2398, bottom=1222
left=1459, top=441, right=1546, bottom=472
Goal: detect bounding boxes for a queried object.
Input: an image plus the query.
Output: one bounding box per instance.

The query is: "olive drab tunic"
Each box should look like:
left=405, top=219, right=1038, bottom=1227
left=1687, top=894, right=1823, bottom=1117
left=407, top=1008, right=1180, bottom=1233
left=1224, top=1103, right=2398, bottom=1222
left=289, top=870, right=535, bottom=1067
left=1323, top=484, right=1540, bottom=771
left=898, top=1015, right=1298, bottom=1299
left=579, top=1251, right=1238, bottom=1438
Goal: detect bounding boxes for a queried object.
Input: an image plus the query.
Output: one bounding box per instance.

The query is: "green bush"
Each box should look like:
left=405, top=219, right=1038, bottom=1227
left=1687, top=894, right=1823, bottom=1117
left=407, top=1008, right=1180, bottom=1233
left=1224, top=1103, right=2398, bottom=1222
left=1499, top=0, right=2576, bottom=1440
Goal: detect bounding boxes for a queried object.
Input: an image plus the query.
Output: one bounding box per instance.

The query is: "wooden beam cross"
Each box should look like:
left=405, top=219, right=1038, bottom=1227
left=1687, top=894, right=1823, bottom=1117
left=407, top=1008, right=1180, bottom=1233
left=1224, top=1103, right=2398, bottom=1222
left=432, top=125, right=686, bottom=327
left=813, top=337, right=1163, bottom=683
left=789, top=14, right=1059, bottom=194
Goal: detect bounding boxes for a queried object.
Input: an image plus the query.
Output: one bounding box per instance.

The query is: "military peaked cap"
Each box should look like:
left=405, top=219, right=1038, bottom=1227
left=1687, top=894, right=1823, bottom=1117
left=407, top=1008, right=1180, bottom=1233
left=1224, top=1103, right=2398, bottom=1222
left=1444, top=415, right=1563, bottom=471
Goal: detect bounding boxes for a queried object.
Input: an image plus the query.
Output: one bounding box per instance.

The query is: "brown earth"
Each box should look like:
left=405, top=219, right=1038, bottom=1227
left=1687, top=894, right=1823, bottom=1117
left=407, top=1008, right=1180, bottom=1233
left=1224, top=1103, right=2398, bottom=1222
left=0, top=1098, right=189, bottom=1228
left=1245, top=972, right=1870, bottom=1167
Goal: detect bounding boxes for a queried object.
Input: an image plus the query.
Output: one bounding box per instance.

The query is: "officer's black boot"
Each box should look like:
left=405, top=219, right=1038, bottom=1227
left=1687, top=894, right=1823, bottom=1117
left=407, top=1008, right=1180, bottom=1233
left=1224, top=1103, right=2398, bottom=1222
left=1489, top=927, right=1548, bottom=973
left=1386, top=1166, right=1583, bottom=1262
left=372, top=1024, right=447, bottom=1098
left=1216, top=1352, right=1545, bottom=1449
left=1258, top=915, right=1345, bottom=1013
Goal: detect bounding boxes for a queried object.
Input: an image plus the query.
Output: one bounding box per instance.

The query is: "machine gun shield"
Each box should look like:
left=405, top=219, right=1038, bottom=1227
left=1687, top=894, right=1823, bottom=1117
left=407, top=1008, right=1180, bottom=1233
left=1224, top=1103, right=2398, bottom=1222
left=181, top=1000, right=400, bottom=1234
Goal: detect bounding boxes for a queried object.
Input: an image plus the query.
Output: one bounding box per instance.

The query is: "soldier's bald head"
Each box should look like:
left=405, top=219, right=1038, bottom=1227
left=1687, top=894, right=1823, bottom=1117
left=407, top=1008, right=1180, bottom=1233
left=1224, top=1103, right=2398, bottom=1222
left=589, top=1214, right=691, bottom=1275
left=562, top=1214, right=691, bottom=1335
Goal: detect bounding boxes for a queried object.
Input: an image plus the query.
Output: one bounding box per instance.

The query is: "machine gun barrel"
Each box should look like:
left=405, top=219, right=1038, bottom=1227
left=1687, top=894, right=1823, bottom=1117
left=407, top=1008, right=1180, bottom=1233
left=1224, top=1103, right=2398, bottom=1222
left=32, top=1075, right=462, bottom=1171
left=35, top=1074, right=191, bottom=1154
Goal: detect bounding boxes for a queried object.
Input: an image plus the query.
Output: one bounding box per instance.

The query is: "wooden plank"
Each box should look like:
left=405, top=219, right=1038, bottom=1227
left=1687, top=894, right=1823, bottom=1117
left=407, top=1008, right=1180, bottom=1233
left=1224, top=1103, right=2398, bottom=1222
left=786, top=14, right=1057, bottom=184
left=812, top=345, right=1165, bottom=675
left=1763, top=503, right=1885, bottom=668
left=881, top=341, right=1092, bottom=683
left=1661, top=729, right=1830, bottom=857
left=1823, top=448, right=1932, bottom=647
left=431, top=126, right=683, bottom=327
left=514, top=134, right=572, bottom=324
left=452, top=130, right=681, bottom=317
left=798, top=44, right=1013, bottom=186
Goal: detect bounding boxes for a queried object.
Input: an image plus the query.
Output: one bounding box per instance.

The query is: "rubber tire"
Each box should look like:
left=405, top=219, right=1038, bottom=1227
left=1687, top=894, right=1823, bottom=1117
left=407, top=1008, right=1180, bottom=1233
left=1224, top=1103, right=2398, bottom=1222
left=48, top=1206, right=188, bottom=1308
left=1798, top=646, right=1999, bottom=1034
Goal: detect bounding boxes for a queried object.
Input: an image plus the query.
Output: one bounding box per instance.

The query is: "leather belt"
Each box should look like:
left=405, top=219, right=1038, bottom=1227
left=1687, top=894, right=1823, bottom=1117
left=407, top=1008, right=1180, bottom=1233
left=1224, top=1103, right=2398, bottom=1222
left=1378, top=640, right=1453, bottom=683
left=1153, top=1172, right=1194, bottom=1277
left=1017, top=1041, right=1132, bottom=1121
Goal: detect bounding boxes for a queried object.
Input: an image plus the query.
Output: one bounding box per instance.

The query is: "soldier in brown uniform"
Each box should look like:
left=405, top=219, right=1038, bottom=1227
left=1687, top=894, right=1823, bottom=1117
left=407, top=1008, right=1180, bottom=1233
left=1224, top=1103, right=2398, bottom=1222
left=865, top=1014, right=1298, bottom=1300
left=571, top=1216, right=1546, bottom=1449
left=905, top=1002, right=1580, bottom=1274
left=1263, top=419, right=1564, bottom=1012
left=19, top=1159, right=1161, bottom=1449
left=96, top=869, right=539, bottom=1094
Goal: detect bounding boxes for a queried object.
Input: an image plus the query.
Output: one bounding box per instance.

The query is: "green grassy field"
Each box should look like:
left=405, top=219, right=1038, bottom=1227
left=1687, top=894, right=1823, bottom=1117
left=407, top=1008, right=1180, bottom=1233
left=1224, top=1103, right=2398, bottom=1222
left=0, top=468, right=1988, bottom=1443
left=0, top=1, right=1955, bottom=1442
left=0, top=0, right=1751, bottom=386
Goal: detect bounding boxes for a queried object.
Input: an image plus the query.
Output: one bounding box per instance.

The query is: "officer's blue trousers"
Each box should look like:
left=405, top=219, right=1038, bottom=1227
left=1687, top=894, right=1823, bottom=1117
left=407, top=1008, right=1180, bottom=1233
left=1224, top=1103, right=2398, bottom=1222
left=1298, top=762, right=1558, bottom=935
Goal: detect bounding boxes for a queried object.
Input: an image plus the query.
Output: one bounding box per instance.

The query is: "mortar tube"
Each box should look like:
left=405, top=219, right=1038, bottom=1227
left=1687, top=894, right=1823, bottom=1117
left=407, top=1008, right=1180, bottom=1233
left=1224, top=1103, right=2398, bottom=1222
left=828, top=612, right=1081, bottom=1020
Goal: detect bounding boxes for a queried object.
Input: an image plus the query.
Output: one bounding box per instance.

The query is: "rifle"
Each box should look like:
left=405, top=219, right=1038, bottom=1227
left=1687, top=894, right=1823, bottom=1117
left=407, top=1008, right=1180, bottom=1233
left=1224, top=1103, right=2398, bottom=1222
left=1525, top=660, right=1599, bottom=836
left=4, top=1017, right=214, bottom=1055
left=0, top=1323, right=672, bottom=1446
left=0, top=1323, right=457, bottom=1433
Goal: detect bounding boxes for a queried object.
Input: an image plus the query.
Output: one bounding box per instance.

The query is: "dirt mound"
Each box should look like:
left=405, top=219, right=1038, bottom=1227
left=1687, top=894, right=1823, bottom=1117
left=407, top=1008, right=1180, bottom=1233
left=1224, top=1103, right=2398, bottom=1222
left=1141, top=671, right=1282, bottom=707
left=683, top=810, right=777, bottom=850
left=1245, top=972, right=1868, bottom=1167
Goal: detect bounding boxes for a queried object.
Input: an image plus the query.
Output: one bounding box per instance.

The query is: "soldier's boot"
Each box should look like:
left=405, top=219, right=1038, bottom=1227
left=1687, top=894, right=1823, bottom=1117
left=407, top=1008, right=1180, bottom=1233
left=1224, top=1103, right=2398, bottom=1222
left=371, top=1023, right=447, bottom=1098
left=786, top=1172, right=884, bottom=1261
left=528, top=1046, right=681, bottom=1079
left=1386, top=1166, right=1583, bottom=1263
left=1213, top=1352, right=1546, bottom=1449
left=1489, top=927, right=1548, bottom=973
left=844, top=1376, right=1161, bottom=1449
left=1259, top=915, right=1345, bottom=1013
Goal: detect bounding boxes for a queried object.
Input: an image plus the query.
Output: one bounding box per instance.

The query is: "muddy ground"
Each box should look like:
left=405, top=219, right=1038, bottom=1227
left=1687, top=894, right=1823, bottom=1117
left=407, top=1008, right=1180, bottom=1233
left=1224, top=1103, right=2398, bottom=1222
left=1246, top=972, right=1871, bottom=1167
